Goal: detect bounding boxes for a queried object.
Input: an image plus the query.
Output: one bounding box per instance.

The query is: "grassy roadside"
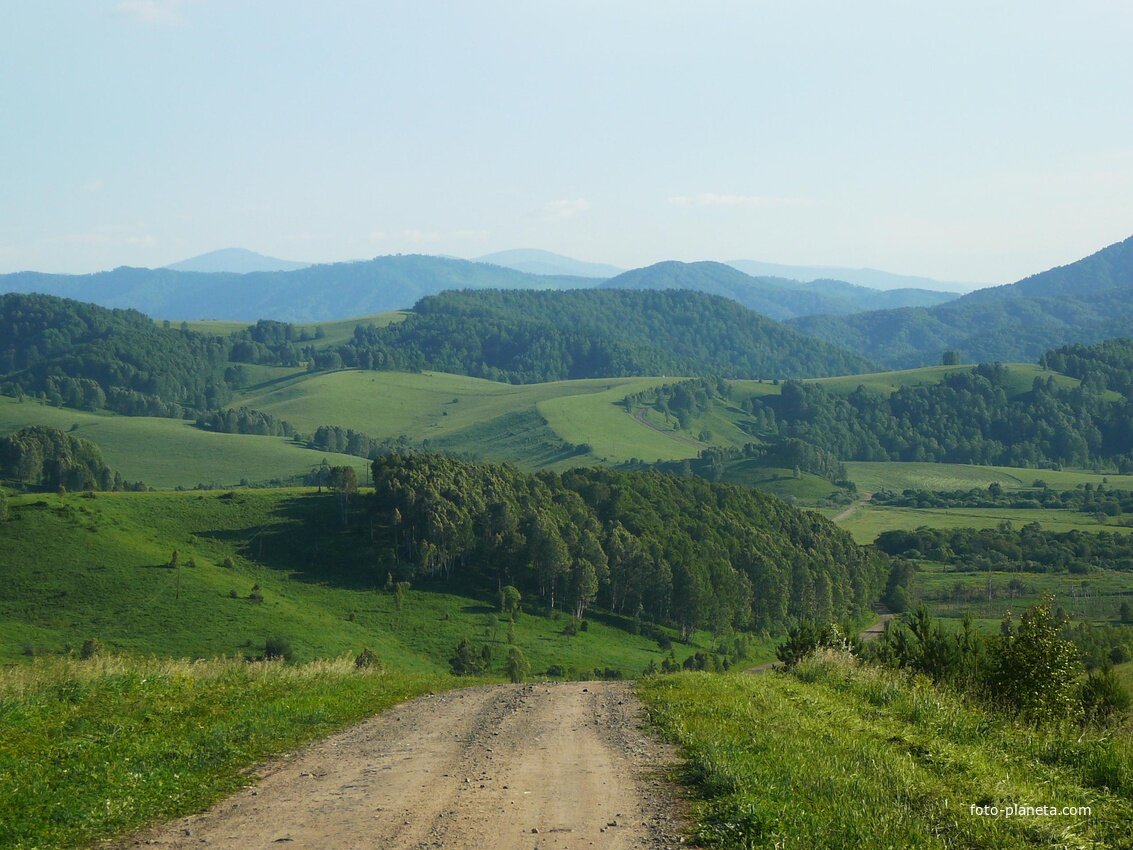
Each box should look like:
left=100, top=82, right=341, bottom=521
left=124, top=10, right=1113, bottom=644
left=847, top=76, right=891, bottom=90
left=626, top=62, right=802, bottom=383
left=0, top=656, right=452, bottom=849
left=638, top=657, right=1133, bottom=849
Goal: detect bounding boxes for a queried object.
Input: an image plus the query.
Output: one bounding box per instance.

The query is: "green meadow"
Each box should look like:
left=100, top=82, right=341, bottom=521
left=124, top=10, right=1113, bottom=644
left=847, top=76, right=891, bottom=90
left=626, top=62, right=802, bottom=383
left=843, top=461, right=1133, bottom=495
left=639, top=658, right=1133, bottom=849
left=833, top=503, right=1127, bottom=544
left=0, top=397, right=369, bottom=489
left=912, top=560, right=1133, bottom=624
left=0, top=656, right=449, bottom=849
left=0, top=489, right=747, bottom=675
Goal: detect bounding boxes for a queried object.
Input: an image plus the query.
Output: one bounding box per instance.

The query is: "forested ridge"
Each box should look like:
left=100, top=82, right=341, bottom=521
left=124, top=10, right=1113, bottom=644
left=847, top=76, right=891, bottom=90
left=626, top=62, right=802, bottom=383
left=743, top=363, right=1133, bottom=469
left=324, top=289, right=875, bottom=382
left=789, top=235, right=1133, bottom=367
left=371, top=453, right=890, bottom=635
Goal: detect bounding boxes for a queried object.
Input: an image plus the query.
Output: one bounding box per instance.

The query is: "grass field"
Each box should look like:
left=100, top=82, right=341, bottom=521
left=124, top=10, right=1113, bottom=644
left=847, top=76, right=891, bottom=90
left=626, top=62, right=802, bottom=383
left=178, top=311, right=407, bottom=348
left=639, top=658, right=1133, bottom=849
left=0, top=489, right=748, bottom=675
left=912, top=560, right=1133, bottom=624
left=0, top=397, right=369, bottom=489
left=833, top=503, right=1128, bottom=544
left=843, top=461, right=1133, bottom=495
left=0, top=656, right=448, bottom=849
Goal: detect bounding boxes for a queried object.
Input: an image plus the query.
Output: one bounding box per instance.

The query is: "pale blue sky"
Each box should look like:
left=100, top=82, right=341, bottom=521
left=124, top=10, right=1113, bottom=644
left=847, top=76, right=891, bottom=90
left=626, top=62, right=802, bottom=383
left=3, top=1, right=1132, bottom=282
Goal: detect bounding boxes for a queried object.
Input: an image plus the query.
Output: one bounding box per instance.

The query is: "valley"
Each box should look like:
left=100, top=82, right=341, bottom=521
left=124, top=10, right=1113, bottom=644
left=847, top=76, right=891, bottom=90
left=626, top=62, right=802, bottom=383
left=4, top=241, right=1133, bottom=849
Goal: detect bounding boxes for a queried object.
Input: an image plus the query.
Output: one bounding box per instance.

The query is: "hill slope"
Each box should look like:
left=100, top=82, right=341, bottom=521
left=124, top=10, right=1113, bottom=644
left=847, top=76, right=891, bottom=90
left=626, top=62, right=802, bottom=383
left=0, top=255, right=592, bottom=322
left=790, top=235, right=1133, bottom=367
left=332, top=288, right=876, bottom=381
left=602, top=261, right=954, bottom=320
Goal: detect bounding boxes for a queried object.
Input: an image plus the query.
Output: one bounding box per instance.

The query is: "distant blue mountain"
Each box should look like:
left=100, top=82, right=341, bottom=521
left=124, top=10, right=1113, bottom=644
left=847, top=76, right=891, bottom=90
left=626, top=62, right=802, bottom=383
left=726, top=259, right=985, bottom=293
left=474, top=249, right=624, bottom=279
left=164, top=248, right=309, bottom=273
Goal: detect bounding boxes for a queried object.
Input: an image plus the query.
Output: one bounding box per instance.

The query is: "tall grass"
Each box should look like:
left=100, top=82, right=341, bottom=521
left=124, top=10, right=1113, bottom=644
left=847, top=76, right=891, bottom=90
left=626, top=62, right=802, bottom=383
left=639, top=657, right=1133, bottom=848
left=0, top=654, right=450, bottom=849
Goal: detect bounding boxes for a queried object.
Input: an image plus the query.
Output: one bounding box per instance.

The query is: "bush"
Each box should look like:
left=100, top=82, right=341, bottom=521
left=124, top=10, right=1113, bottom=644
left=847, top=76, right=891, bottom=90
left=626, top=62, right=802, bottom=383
left=1080, top=667, right=1131, bottom=726
left=354, top=647, right=380, bottom=670
left=506, top=646, right=530, bottom=683
left=263, top=636, right=293, bottom=661
left=221, top=556, right=235, bottom=568
left=79, top=638, right=102, bottom=660
left=449, top=638, right=487, bottom=676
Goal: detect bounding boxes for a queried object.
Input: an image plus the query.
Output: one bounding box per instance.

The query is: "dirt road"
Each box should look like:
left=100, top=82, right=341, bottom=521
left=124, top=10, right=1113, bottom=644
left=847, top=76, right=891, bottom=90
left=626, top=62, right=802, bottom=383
left=114, top=682, right=688, bottom=850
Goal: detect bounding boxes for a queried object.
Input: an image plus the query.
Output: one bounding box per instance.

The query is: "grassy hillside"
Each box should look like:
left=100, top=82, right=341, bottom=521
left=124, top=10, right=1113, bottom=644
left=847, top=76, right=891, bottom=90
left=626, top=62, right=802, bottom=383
left=0, top=489, right=740, bottom=674
left=0, top=397, right=368, bottom=489
left=0, top=657, right=449, bottom=849
left=640, top=659, right=1133, bottom=849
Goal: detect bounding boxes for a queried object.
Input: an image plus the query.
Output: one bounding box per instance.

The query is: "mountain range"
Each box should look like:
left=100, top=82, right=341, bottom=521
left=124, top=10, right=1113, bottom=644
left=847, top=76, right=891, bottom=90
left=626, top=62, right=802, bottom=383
left=0, top=254, right=956, bottom=324
left=789, top=235, right=1133, bottom=367
left=600, top=261, right=954, bottom=320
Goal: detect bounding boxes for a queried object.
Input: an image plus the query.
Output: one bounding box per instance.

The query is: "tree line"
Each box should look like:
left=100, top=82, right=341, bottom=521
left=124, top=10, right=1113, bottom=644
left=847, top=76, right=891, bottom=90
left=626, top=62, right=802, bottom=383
left=0, top=426, right=144, bottom=492
left=370, top=453, right=891, bottom=636
left=320, top=289, right=873, bottom=384
left=873, top=481, right=1133, bottom=520
left=742, top=363, right=1133, bottom=469
left=874, top=523, right=1133, bottom=573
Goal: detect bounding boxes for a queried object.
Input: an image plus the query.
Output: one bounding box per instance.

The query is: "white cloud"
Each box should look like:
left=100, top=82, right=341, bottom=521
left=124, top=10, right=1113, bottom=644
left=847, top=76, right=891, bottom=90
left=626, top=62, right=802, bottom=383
left=115, top=0, right=184, bottom=25
left=541, top=198, right=590, bottom=220
left=85, top=178, right=105, bottom=194
left=668, top=193, right=813, bottom=208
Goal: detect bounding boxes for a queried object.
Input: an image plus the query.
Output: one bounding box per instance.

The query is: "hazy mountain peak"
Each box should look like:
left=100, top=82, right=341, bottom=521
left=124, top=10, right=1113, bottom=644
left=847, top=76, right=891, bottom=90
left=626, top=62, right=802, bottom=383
left=474, top=249, right=623, bottom=279
left=164, top=248, right=309, bottom=274
left=726, top=259, right=986, bottom=293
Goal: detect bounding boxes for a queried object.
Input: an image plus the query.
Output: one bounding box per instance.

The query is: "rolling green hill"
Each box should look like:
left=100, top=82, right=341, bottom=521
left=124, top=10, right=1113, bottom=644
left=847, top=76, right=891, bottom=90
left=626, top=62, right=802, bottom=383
left=789, top=234, right=1133, bottom=367
left=601, top=260, right=953, bottom=319
left=0, top=488, right=737, bottom=673
left=0, top=397, right=369, bottom=488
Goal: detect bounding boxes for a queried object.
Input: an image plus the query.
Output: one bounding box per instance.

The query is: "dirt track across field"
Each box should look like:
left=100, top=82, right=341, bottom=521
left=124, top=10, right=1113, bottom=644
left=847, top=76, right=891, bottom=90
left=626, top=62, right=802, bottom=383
left=113, top=682, right=689, bottom=850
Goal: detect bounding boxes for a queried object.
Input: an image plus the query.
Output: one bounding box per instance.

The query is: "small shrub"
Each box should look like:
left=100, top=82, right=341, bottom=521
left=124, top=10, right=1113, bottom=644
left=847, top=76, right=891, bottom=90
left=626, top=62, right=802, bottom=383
left=579, top=620, right=589, bottom=632
left=80, top=638, right=103, bottom=660
left=263, top=635, right=293, bottom=661
left=546, top=664, right=566, bottom=677
left=1080, top=667, right=1131, bottom=726
left=507, top=646, right=531, bottom=683
left=354, top=647, right=380, bottom=669
left=221, top=556, right=235, bottom=568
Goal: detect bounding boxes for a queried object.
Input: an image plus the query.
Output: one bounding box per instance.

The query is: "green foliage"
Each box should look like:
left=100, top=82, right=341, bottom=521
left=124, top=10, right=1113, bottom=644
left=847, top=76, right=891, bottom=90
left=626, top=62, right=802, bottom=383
left=789, top=235, right=1133, bottom=367
left=506, top=645, right=530, bottom=683
left=640, top=667, right=1133, bottom=849
left=372, top=453, right=888, bottom=636
left=987, top=601, right=1083, bottom=724
left=263, top=635, right=294, bottom=661
left=776, top=621, right=847, bottom=668
left=874, top=523, right=1133, bottom=574
left=449, top=637, right=488, bottom=676
left=1080, top=666, right=1132, bottom=725
left=0, top=488, right=745, bottom=675
left=353, top=647, right=380, bottom=669
left=745, top=363, right=1132, bottom=468
left=0, top=292, right=233, bottom=415
left=0, top=656, right=446, bottom=849
left=498, top=585, right=522, bottom=619
left=0, top=425, right=142, bottom=491
left=336, top=288, right=873, bottom=383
